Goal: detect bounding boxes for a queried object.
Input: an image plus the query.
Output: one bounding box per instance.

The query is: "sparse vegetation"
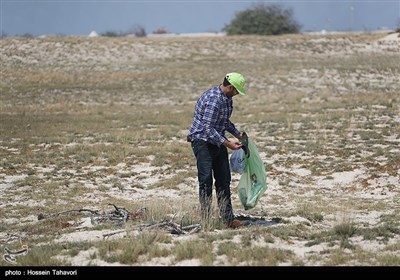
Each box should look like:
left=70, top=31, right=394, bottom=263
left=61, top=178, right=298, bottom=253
left=0, top=32, right=399, bottom=266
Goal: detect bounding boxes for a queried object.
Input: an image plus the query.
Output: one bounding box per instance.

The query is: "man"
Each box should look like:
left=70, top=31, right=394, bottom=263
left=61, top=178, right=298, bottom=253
left=187, top=72, right=246, bottom=229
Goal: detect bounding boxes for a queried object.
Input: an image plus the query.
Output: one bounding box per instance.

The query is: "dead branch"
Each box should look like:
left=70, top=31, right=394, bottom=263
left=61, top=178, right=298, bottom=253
left=35, top=206, right=200, bottom=234
left=102, top=230, right=126, bottom=239
left=37, top=209, right=99, bottom=220
left=138, top=220, right=201, bottom=235
left=37, top=205, right=146, bottom=227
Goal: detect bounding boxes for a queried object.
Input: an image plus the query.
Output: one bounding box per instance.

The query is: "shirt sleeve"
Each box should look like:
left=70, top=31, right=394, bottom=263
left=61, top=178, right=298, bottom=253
left=226, top=120, right=240, bottom=137
left=203, top=100, right=226, bottom=146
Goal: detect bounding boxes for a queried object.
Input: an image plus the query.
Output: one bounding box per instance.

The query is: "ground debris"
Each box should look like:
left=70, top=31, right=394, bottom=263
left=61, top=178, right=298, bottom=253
left=138, top=221, right=201, bottom=235
left=37, top=208, right=100, bottom=220
left=37, top=204, right=147, bottom=227
left=138, top=215, right=201, bottom=235
left=3, top=245, right=28, bottom=264
left=0, top=233, right=23, bottom=244
left=235, top=213, right=282, bottom=227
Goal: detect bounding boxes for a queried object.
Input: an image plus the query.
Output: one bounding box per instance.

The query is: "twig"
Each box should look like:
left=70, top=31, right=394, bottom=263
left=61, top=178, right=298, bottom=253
left=103, top=230, right=126, bottom=239
left=37, top=209, right=99, bottom=220
left=138, top=221, right=201, bottom=235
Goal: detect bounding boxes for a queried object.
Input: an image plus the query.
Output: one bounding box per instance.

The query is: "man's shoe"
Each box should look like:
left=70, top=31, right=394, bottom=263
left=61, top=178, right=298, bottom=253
left=227, top=219, right=244, bottom=229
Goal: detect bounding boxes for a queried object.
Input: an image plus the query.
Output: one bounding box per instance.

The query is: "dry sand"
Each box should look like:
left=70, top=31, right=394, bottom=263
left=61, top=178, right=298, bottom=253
left=1, top=31, right=399, bottom=266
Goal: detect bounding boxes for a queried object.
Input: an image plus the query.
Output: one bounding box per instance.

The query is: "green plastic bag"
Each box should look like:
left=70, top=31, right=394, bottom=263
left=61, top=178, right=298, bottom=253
left=237, top=139, right=267, bottom=210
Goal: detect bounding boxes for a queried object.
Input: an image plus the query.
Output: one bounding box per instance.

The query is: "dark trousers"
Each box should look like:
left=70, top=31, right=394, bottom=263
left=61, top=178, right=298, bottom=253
left=191, top=139, right=234, bottom=223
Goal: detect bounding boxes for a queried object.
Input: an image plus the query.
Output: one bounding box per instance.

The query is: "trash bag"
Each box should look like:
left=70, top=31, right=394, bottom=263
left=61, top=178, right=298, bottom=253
left=237, top=138, right=267, bottom=210
left=230, top=148, right=245, bottom=174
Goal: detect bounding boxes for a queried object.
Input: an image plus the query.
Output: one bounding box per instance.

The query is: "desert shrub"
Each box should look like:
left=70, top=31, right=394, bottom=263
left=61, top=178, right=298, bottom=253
left=223, top=3, right=301, bottom=35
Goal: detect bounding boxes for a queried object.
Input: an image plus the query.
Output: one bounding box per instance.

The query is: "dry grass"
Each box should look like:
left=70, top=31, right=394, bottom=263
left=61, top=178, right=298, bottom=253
left=0, top=32, right=399, bottom=266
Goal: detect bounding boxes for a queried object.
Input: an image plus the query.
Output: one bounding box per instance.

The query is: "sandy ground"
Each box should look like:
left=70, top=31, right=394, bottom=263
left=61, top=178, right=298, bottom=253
left=0, top=31, right=399, bottom=266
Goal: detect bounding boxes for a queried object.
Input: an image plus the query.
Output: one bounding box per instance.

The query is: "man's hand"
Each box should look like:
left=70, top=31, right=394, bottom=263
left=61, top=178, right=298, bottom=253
left=223, top=140, right=242, bottom=150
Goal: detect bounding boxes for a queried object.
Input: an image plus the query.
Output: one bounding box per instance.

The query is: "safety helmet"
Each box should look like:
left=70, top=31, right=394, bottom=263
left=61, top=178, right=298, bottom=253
left=226, top=72, right=246, bottom=96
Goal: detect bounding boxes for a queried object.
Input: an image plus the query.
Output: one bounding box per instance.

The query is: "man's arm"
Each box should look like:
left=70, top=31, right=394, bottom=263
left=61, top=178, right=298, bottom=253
left=223, top=139, right=242, bottom=150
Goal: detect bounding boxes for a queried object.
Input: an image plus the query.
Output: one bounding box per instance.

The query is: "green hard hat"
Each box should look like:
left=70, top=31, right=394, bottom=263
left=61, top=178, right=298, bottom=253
left=226, top=72, right=246, bottom=96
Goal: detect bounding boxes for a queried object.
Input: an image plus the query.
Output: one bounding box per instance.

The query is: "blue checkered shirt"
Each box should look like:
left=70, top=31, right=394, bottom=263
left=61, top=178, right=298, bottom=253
left=188, top=85, right=240, bottom=146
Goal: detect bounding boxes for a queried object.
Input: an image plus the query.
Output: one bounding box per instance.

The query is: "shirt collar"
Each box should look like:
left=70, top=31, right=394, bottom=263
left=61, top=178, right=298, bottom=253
left=218, top=85, right=231, bottom=100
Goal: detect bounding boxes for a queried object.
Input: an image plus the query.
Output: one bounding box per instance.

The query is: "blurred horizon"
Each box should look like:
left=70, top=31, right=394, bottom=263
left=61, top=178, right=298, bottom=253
left=1, top=1, right=400, bottom=37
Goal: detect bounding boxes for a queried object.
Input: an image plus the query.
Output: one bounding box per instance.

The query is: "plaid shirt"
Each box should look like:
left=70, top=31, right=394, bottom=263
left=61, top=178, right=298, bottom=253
left=188, top=85, right=240, bottom=146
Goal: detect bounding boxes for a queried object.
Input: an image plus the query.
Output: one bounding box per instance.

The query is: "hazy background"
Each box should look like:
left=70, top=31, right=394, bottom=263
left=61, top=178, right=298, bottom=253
left=1, top=0, right=400, bottom=36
